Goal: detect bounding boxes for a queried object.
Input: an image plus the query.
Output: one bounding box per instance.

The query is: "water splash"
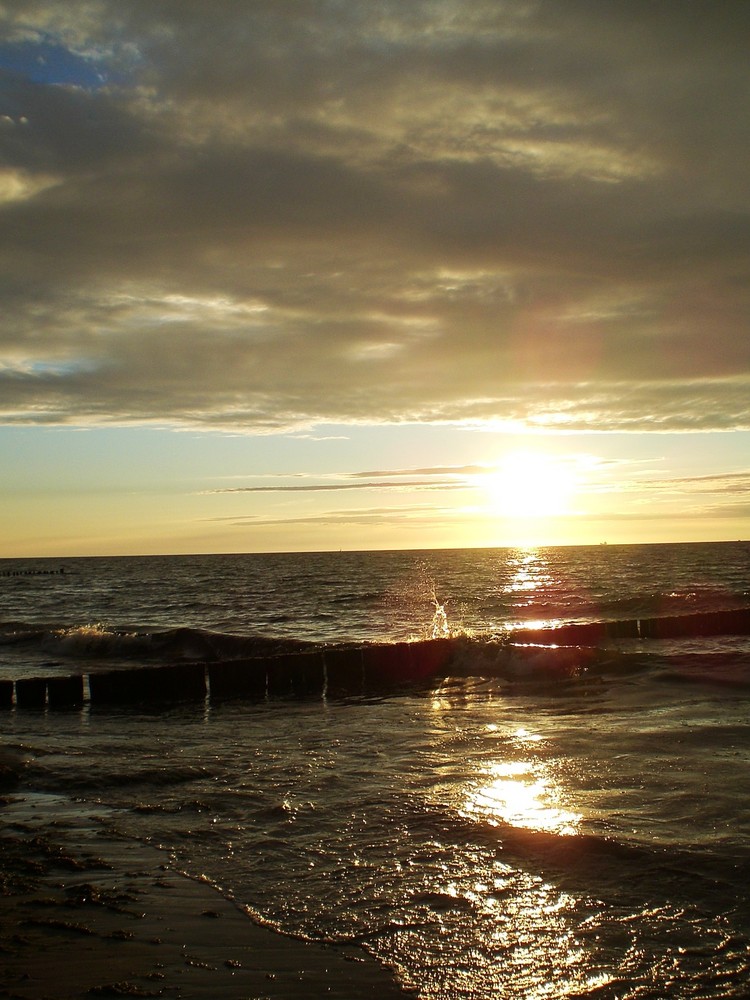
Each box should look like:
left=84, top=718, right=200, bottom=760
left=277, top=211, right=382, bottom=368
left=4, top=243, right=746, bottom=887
left=430, top=591, right=450, bottom=639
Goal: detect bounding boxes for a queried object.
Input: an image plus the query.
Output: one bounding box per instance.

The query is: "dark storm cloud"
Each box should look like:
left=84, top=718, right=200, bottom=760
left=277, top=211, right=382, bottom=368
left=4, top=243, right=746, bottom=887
left=1, top=0, right=748, bottom=431
left=0, top=69, right=154, bottom=172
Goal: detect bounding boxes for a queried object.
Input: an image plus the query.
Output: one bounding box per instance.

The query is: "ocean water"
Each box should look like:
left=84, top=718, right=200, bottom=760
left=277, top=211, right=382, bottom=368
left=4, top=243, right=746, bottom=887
left=2, top=542, right=750, bottom=998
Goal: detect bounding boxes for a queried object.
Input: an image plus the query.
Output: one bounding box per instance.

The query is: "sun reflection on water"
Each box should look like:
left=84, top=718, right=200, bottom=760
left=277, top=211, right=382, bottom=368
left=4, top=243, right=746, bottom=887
left=501, top=548, right=561, bottom=623
left=462, top=729, right=582, bottom=836
left=464, top=762, right=582, bottom=836
left=401, top=704, right=611, bottom=998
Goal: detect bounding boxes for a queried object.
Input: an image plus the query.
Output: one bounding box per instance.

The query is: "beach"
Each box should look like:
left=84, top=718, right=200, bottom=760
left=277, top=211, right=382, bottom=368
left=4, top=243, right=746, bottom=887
left=0, top=787, right=413, bottom=1000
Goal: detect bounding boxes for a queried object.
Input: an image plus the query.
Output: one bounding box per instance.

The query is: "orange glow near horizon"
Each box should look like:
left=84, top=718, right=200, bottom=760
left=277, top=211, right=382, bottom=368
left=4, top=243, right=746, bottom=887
left=3, top=424, right=749, bottom=558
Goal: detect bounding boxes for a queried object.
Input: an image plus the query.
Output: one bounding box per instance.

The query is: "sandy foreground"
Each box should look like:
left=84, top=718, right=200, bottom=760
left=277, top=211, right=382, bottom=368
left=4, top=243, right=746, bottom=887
left=0, top=787, right=416, bottom=1000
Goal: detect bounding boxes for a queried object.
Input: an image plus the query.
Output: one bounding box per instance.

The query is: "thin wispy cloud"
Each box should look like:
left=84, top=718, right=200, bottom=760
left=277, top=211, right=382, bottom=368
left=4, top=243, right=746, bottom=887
left=210, top=480, right=467, bottom=494
left=207, top=504, right=458, bottom=528
left=627, top=470, right=750, bottom=498
left=205, top=465, right=485, bottom=493
left=650, top=471, right=750, bottom=494
left=350, top=466, right=490, bottom=479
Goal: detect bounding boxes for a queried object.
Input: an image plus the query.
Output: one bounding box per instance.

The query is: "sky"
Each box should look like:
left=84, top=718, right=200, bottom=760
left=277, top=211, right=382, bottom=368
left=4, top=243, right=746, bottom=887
left=1, top=0, right=749, bottom=557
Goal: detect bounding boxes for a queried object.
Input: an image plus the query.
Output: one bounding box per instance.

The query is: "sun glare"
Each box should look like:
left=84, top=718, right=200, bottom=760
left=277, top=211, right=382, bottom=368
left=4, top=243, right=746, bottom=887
left=463, top=760, right=582, bottom=836
left=477, top=451, right=577, bottom=519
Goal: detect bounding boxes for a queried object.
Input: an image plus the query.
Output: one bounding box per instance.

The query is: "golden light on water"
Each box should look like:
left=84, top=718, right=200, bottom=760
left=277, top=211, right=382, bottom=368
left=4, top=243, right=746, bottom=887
left=462, top=732, right=582, bottom=837
left=464, top=765, right=582, bottom=836
left=504, top=548, right=554, bottom=603
left=411, top=702, right=613, bottom=999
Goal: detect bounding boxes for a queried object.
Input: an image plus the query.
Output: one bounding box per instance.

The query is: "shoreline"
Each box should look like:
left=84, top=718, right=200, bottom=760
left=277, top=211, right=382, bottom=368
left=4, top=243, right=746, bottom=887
left=0, top=791, right=415, bottom=1000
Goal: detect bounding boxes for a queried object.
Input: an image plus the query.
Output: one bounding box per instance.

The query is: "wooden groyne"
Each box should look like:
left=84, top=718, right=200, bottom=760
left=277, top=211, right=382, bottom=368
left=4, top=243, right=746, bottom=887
left=511, top=608, right=750, bottom=645
left=1, top=638, right=455, bottom=710
left=3, top=608, right=749, bottom=711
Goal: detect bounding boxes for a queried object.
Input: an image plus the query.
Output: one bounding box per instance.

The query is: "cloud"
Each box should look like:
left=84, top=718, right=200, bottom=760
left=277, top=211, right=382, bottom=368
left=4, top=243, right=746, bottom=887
left=699, top=503, right=750, bottom=519
left=648, top=471, right=750, bottom=494
left=210, top=480, right=467, bottom=494
left=0, top=1, right=749, bottom=433
left=205, top=465, right=494, bottom=493
left=590, top=466, right=750, bottom=521
left=207, top=503, right=458, bottom=529
left=351, top=465, right=490, bottom=478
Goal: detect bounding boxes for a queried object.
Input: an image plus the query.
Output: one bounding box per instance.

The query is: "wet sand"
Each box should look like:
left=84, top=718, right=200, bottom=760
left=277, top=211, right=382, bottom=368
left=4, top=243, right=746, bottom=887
left=0, top=790, right=415, bottom=1000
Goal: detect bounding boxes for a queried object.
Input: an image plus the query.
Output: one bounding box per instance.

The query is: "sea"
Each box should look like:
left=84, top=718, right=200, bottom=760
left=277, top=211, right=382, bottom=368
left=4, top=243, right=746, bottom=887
left=2, top=541, right=750, bottom=998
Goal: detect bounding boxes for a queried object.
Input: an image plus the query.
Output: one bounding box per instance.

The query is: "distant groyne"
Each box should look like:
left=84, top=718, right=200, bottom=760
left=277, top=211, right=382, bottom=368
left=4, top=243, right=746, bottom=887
left=0, top=568, right=66, bottom=577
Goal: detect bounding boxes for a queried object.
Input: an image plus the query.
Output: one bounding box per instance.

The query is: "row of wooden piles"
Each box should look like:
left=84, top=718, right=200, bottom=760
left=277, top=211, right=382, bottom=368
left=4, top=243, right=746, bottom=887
left=4, top=609, right=749, bottom=710
left=2, top=638, right=455, bottom=710
left=512, top=608, right=750, bottom=645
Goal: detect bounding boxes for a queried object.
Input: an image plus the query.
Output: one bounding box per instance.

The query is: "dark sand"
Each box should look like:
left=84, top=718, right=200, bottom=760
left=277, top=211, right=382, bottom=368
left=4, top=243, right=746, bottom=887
left=0, top=788, right=415, bottom=1000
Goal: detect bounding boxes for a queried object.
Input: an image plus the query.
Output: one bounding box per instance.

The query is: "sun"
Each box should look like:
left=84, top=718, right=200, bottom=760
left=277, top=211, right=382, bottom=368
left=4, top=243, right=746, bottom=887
left=476, top=451, right=577, bottom=519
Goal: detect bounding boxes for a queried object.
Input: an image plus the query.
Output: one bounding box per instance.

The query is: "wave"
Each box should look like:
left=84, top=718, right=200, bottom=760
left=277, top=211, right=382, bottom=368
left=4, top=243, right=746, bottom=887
left=432, top=803, right=750, bottom=917
left=0, top=621, right=316, bottom=663
left=2, top=608, right=750, bottom=707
